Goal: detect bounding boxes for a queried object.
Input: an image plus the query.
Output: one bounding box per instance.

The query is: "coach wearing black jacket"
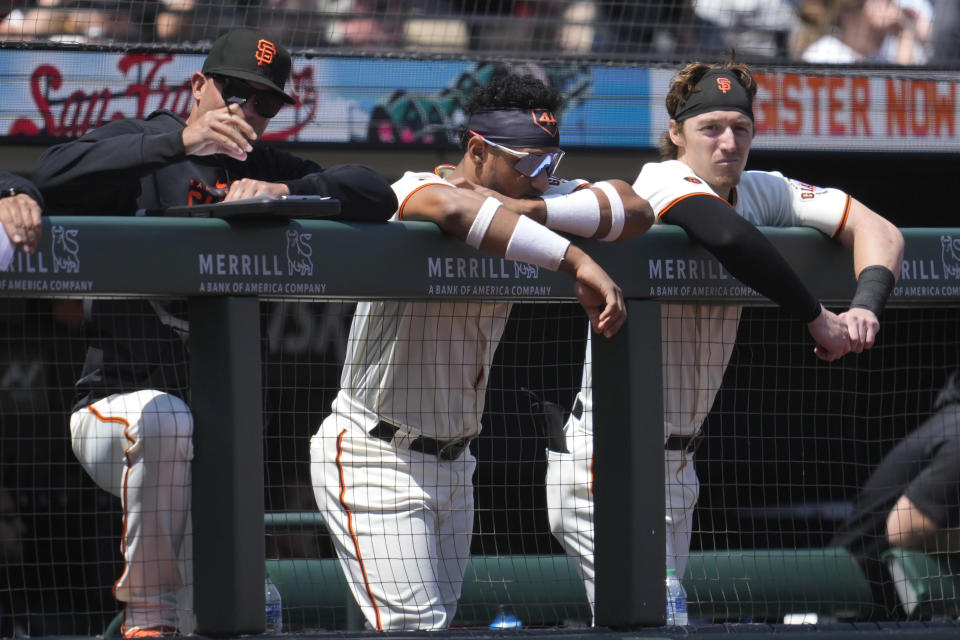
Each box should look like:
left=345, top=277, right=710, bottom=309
left=32, top=29, right=395, bottom=639
left=33, top=41, right=395, bottom=218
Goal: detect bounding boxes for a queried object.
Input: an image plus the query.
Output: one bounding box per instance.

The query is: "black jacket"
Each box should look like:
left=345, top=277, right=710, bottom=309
left=32, top=109, right=397, bottom=409
left=33, top=109, right=396, bottom=218
left=0, top=171, right=43, bottom=204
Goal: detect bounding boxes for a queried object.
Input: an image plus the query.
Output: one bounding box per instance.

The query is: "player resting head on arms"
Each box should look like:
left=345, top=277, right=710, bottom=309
left=393, top=73, right=655, bottom=337
left=448, top=74, right=653, bottom=247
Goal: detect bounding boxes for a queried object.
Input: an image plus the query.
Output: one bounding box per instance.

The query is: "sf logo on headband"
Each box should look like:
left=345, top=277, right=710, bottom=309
left=531, top=109, right=558, bottom=137
left=716, top=77, right=732, bottom=94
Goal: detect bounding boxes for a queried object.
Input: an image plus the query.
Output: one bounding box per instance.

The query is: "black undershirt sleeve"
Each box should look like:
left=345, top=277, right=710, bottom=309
left=661, top=194, right=822, bottom=323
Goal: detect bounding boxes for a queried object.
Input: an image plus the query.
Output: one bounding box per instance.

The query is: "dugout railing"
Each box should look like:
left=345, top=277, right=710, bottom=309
left=1, top=219, right=956, bottom=635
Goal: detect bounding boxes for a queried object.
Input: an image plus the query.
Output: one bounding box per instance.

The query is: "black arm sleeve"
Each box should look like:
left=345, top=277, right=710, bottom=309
left=661, top=194, right=821, bottom=323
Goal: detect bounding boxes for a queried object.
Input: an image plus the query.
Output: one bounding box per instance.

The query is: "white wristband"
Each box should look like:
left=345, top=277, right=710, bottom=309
left=543, top=188, right=601, bottom=237
left=466, top=196, right=501, bottom=249
left=594, top=181, right=625, bottom=241
left=505, top=215, right=570, bottom=271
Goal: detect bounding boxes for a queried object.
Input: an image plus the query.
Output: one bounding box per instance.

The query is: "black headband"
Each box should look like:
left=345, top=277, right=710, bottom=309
left=671, top=69, right=754, bottom=123
left=467, top=108, right=561, bottom=147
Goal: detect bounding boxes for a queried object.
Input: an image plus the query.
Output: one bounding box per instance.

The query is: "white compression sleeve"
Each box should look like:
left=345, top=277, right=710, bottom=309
left=466, top=196, right=502, bottom=249
left=594, top=181, right=625, bottom=241
left=543, top=188, right=601, bottom=237
left=505, top=215, right=570, bottom=271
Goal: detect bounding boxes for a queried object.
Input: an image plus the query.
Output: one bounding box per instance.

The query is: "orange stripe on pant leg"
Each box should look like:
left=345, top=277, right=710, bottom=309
left=88, top=404, right=137, bottom=634
left=335, top=428, right=383, bottom=631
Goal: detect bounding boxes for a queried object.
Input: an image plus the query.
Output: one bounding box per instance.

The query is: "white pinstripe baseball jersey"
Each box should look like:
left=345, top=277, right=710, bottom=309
left=333, top=167, right=586, bottom=441
left=634, top=159, right=852, bottom=437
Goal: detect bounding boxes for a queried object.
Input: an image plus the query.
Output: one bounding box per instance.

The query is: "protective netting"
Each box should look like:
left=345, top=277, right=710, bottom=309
left=691, top=306, right=960, bottom=622
left=0, top=1, right=954, bottom=67
left=3, top=297, right=959, bottom=634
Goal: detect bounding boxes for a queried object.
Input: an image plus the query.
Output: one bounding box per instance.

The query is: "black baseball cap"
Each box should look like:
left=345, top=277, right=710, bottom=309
left=202, top=29, right=296, bottom=104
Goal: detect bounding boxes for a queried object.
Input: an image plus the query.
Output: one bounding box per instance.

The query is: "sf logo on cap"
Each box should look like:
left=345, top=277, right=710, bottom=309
left=255, top=39, right=277, bottom=66
left=531, top=109, right=558, bottom=137
left=716, top=77, right=732, bottom=93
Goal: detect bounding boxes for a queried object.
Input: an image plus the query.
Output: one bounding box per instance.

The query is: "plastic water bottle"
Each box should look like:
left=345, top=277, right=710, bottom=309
left=265, top=574, right=283, bottom=634
left=665, top=568, right=688, bottom=626
left=489, top=605, right=523, bottom=629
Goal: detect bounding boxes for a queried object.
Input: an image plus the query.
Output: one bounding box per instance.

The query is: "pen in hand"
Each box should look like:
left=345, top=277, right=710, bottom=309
left=226, top=97, right=244, bottom=132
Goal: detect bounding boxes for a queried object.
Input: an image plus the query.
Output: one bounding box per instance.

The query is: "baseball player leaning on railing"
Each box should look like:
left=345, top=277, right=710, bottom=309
left=310, top=72, right=653, bottom=631
left=546, top=56, right=904, bottom=621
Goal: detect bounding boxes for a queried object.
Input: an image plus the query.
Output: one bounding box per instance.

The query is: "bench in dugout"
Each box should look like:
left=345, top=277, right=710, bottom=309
left=266, top=548, right=960, bottom=629
left=263, top=512, right=960, bottom=629
left=101, top=511, right=960, bottom=634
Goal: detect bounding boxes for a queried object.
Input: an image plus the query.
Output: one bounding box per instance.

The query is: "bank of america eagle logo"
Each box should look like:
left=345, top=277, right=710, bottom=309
left=286, top=230, right=313, bottom=277
left=942, top=235, right=960, bottom=279
left=51, top=225, right=80, bottom=273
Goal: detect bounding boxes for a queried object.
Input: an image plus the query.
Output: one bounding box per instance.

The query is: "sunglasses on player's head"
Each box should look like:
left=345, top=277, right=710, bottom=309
left=470, top=130, right=565, bottom=179
left=210, top=74, right=285, bottom=119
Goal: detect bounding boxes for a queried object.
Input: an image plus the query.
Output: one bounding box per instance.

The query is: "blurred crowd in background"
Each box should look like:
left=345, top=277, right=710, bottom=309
left=0, top=0, right=957, bottom=66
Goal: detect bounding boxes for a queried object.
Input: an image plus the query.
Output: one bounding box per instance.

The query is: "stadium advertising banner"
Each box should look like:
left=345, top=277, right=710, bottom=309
left=0, top=50, right=646, bottom=147
left=0, top=49, right=955, bottom=151
left=649, top=68, right=960, bottom=153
